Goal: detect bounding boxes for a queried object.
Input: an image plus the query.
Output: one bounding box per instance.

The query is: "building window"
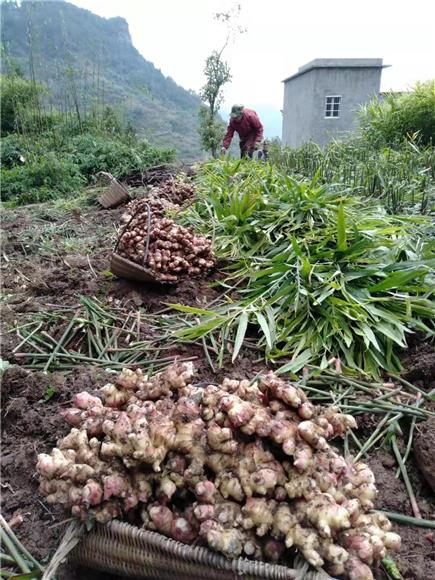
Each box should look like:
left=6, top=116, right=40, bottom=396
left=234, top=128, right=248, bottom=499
left=325, top=95, right=341, bottom=118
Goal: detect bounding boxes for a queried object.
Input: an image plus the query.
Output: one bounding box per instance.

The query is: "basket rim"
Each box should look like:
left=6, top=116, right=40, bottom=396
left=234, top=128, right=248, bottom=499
left=110, top=252, right=178, bottom=285
left=71, top=520, right=299, bottom=580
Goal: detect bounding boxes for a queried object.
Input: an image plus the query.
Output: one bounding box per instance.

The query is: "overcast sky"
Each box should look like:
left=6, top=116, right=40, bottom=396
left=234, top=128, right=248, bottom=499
left=70, top=0, right=434, bottom=114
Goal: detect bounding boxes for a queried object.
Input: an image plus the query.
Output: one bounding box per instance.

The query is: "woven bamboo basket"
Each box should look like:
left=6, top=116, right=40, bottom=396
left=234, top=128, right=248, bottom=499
left=97, top=172, right=132, bottom=209
left=110, top=203, right=177, bottom=285
left=71, top=520, right=298, bottom=579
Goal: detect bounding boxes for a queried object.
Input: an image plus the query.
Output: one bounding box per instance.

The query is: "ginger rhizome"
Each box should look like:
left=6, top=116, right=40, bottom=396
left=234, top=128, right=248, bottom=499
left=37, top=363, right=399, bottom=579
left=117, top=213, right=214, bottom=281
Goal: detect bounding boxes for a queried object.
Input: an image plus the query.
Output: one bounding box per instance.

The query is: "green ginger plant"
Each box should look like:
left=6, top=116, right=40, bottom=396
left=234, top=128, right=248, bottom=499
left=173, top=160, right=435, bottom=375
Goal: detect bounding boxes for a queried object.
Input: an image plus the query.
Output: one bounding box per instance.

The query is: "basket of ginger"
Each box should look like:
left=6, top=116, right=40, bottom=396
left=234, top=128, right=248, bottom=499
left=111, top=204, right=215, bottom=284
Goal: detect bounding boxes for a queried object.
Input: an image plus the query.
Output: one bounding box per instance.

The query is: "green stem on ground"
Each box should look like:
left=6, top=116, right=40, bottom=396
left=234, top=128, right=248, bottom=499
left=391, top=433, right=422, bottom=519
left=388, top=374, right=430, bottom=399
left=354, top=413, right=391, bottom=461
left=376, top=510, right=435, bottom=529
left=348, top=429, right=363, bottom=450
left=43, top=310, right=81, bottom=372
left=0, top=516, right=43, bottom=573
left=202, top=336, right=215, bottom=372
left=12, top=323, right=43, bottom=353
left=396, top=393, right=422, bottom=477
left=374, top=387, right=403, bottom=402
left=0, top=529, right=30, bottom=574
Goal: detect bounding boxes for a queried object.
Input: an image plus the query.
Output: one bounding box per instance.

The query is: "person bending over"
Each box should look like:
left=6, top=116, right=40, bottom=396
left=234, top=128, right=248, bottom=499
left=221, top=104, right=264, bottom=159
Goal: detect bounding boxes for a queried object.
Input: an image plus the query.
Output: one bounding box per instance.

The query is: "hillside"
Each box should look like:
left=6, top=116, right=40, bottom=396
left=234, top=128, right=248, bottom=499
left=1, top=0, right=204, bottom=161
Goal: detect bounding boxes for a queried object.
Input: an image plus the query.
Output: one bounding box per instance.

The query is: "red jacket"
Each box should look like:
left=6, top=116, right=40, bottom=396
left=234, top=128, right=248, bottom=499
left=222, top=108, right=264, bottom=150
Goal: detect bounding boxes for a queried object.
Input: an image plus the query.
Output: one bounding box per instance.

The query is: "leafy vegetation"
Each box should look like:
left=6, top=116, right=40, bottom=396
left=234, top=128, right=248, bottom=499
left=359, top=81, right=435, bottom=148
left=1, top=69, right=44, bottom=134
left=174, top=160, right=435, bottom=375
left=1, top=149, right=85, bottom=204
left=0, top=73, right=175, bottom=205
left=268, top=138, right=435, bottom=214
left=1, top=131, right=175, bottom=205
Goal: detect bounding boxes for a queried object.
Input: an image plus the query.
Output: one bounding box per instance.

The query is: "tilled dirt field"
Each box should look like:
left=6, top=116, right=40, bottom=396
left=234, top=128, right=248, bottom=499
left=1, top=198, right=434, bottom=579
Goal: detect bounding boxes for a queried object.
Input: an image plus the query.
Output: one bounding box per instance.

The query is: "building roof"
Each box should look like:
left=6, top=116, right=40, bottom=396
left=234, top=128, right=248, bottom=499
left=283, top=58, right=389, bottom=83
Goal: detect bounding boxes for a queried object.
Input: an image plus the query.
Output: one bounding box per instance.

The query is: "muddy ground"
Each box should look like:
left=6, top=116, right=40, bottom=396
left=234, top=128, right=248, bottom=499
left=1, top=196, right=434, bottom=579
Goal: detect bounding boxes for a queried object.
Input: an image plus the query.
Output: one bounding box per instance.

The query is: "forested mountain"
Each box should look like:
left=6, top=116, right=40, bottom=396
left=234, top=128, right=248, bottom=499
left=1, top=0, right=204, bottom=160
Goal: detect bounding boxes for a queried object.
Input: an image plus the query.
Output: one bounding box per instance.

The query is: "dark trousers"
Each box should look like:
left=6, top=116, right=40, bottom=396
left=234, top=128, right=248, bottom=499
left=240, top=144, right=267, bottom=160
left=240, top=144, right=253, bottom=159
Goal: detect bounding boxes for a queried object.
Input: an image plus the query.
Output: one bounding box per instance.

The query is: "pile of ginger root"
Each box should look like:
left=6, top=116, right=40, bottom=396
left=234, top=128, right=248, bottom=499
left=120, top=174, right=195, bottom=224
left=37, top=363, right=400, bottom=579
left=117, top=175, right=213, bottom=281
left=116, top=215, right=214, bottom=281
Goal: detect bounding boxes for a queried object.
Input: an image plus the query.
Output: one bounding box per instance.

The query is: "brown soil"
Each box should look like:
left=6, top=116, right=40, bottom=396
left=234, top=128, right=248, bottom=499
left=1, top=365, right=112, bottom=578
left=1, top=200, right=225, bottom=360
left=400, top=339, right=435, bottom=390
left=413, top=417, right=435, bottom=493
left=109, top=270, right=222, bottom=313
left=1, top=205, right=121, bottom=359
left=1, top=199, right=435, bottom=580
left=369, top=449, right=435, bottom=579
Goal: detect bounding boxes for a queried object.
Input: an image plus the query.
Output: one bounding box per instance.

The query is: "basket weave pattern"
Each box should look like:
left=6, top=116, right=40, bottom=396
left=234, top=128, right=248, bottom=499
left=97, top=172, right=131, bottom=209
left=71, top=520, right=296, bottom=579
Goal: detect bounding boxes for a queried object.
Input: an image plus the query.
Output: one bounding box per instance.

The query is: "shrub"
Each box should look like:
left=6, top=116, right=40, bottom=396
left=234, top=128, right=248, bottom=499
left=1, top=130, right=175, bottom=205
left=358, top=80, right=435, bottom=147
left=1, top=135, right=25, bottom=169
left=67, top=134, right=174, bottom=180
left=1, top=153, right=85, bottom=203
left=0, top=73, right=43, bottom=134
left=268, top=138, right=435, bottom=214
left=1, top=68, right=177, bottom=205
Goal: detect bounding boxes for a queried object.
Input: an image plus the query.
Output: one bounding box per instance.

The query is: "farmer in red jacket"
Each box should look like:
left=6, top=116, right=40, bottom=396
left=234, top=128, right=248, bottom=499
left=221, top=104, right=264, bottom=158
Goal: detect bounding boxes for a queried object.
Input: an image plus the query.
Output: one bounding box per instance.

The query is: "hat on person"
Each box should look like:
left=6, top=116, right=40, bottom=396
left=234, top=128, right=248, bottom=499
left=230, top=104, right=244, bottom=118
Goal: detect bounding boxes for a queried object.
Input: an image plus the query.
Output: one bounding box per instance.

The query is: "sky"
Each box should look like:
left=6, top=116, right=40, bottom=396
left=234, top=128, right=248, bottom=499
left=69, top=0, right=435, bottom=136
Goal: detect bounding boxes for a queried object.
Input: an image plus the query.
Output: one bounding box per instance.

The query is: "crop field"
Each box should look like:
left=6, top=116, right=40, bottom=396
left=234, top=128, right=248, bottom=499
left=1, top=149, right=434, bottom=580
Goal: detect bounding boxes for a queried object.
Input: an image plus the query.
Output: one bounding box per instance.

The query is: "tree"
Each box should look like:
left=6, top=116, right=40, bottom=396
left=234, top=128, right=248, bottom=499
left=199, top=53, right=231, bottom=157
left=0, top=73, right=42, bottom=134
left=198, top=4, right=245, bottom=157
